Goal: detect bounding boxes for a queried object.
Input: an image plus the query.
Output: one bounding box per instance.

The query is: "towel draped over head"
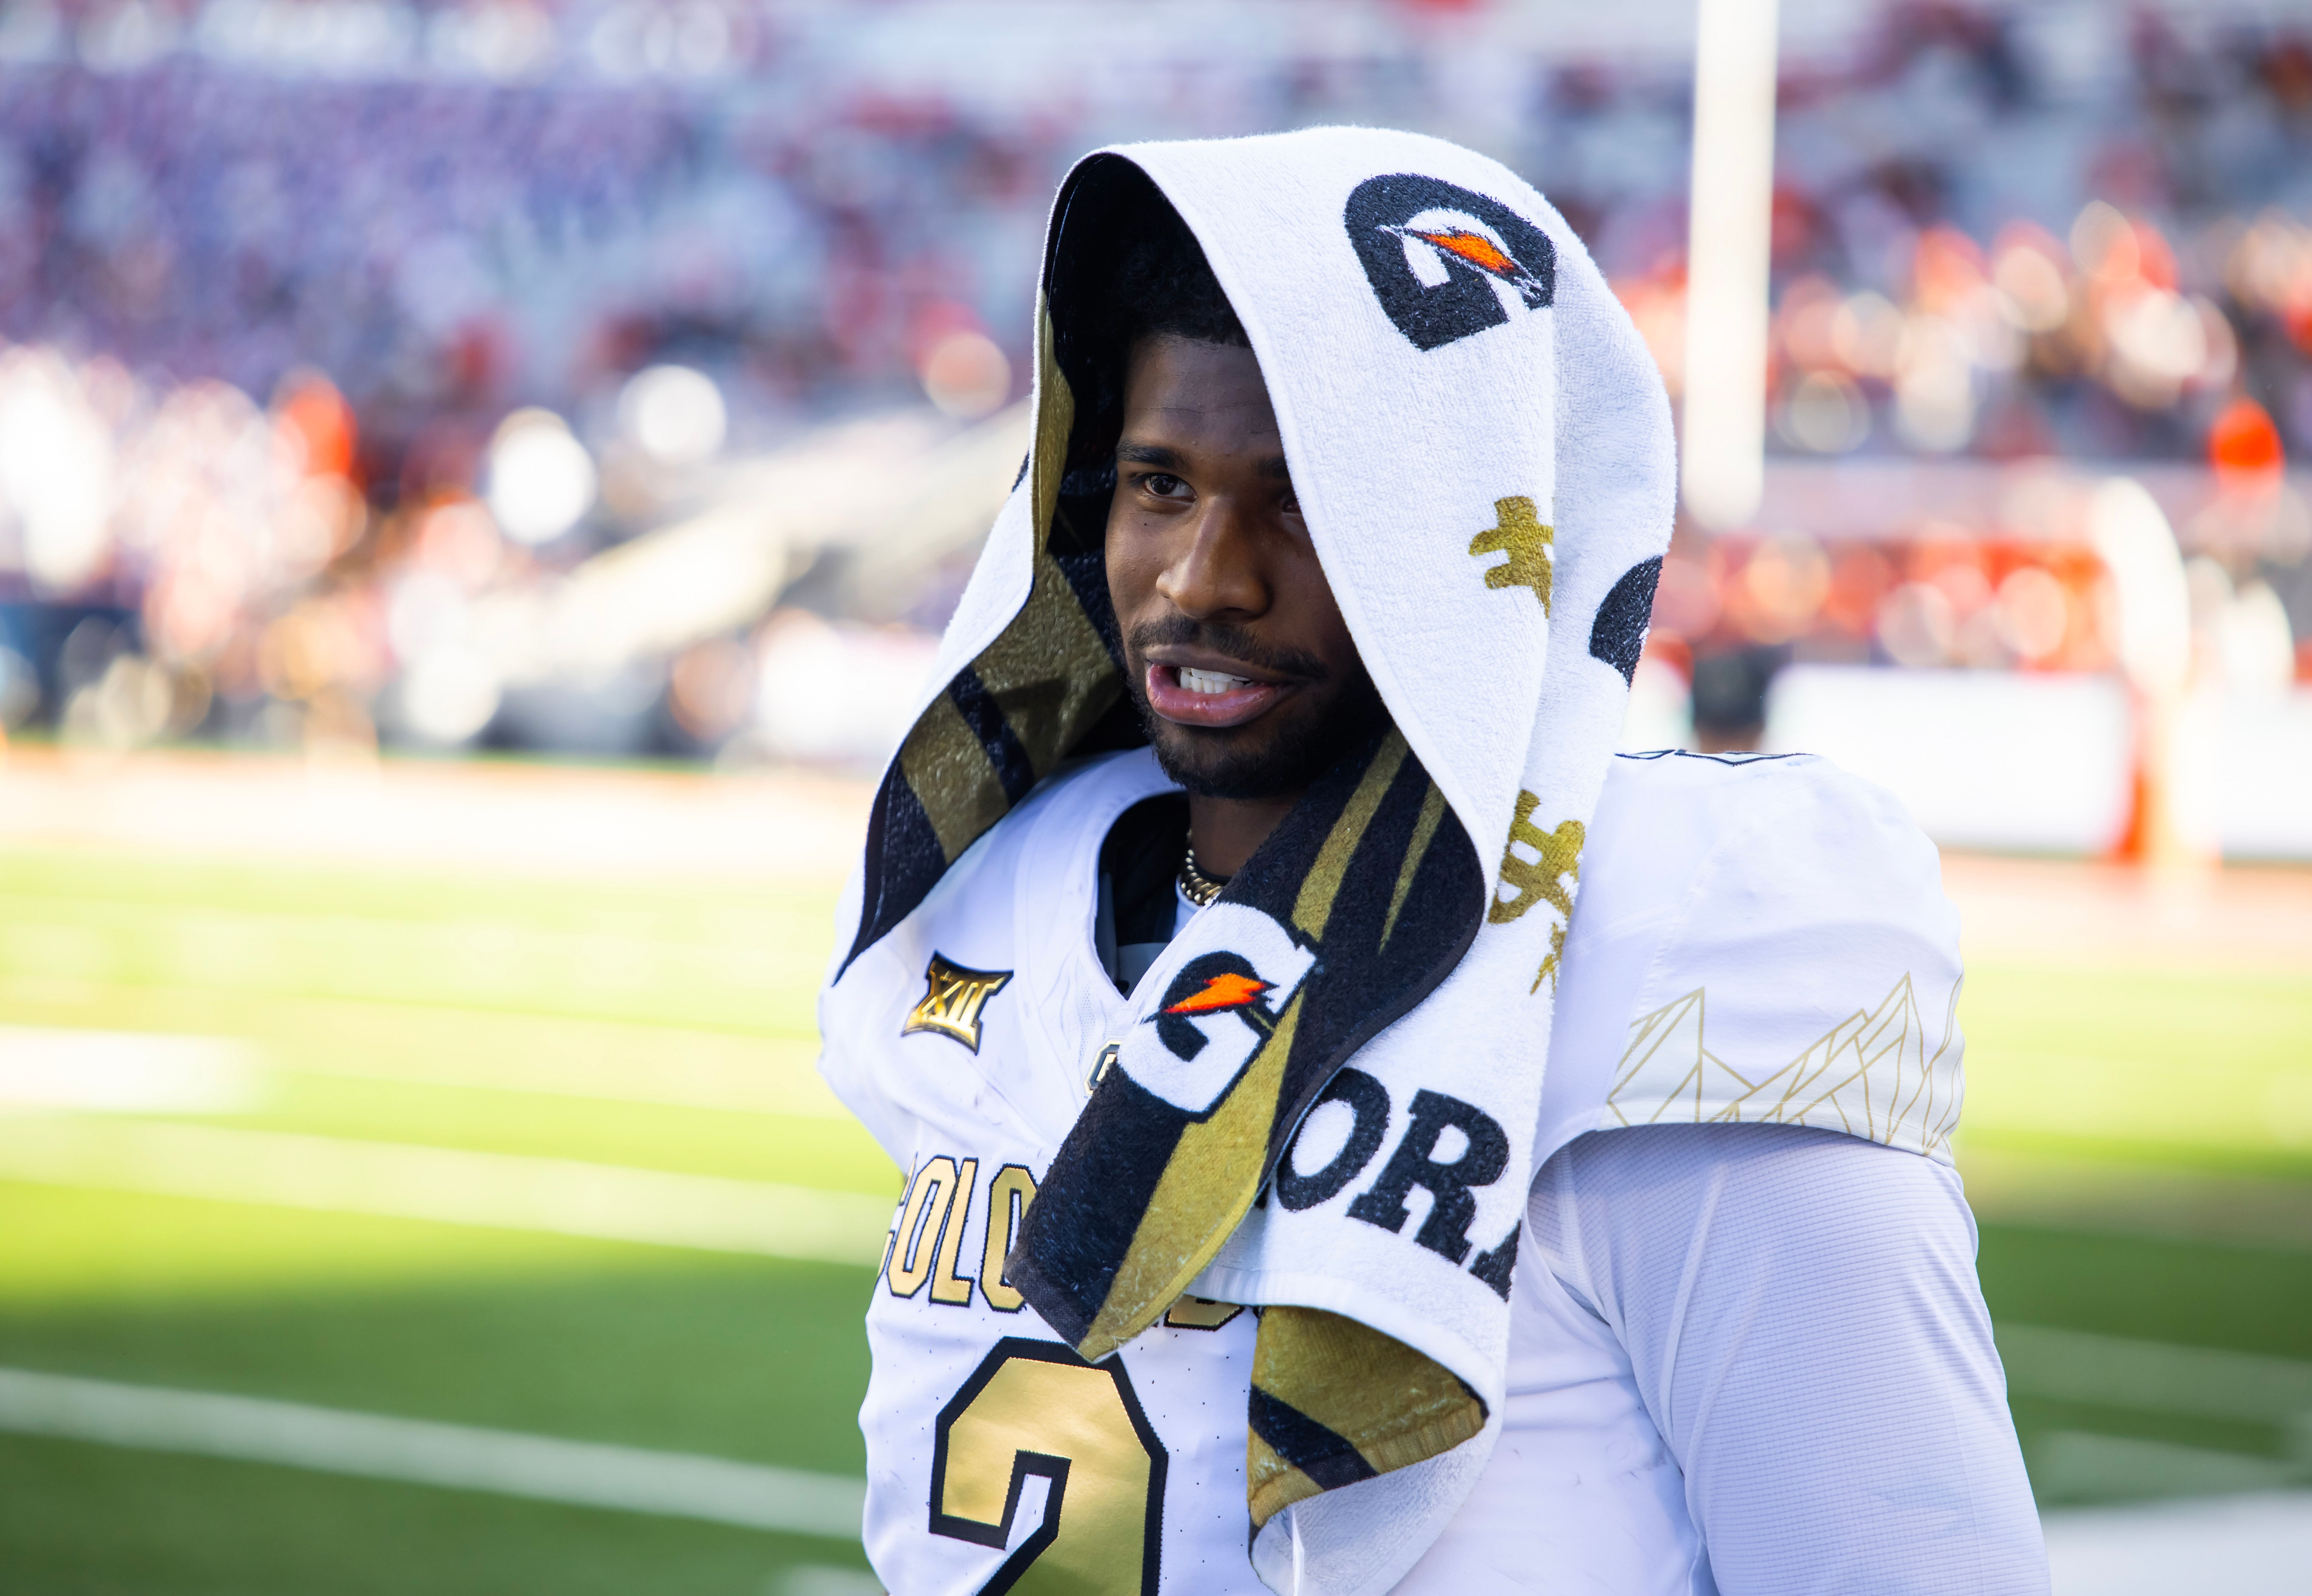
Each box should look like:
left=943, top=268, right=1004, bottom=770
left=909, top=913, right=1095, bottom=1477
left=836, top=127, right=1675, bottom=1593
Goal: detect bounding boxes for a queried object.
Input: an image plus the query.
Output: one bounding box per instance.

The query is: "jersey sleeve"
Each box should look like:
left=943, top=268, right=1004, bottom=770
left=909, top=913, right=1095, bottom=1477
left=1537, top=751, right=1966, bottom=1166
left=1533, top=1121, right=2048, bottom=1596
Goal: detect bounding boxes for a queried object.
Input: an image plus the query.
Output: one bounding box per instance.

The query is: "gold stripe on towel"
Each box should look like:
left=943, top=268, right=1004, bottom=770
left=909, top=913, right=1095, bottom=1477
left=1293, top=730, right=1410, bottom=940
left=1380, top=781, right=1448, bottom=951
left=1248, top=1307, right=1487, bottom=1526
left=1076, top=993, right=1305, bottom=1361
left=896, top=694, right=1014, bottom=864
left=972, top=551, right=1124, bottom=777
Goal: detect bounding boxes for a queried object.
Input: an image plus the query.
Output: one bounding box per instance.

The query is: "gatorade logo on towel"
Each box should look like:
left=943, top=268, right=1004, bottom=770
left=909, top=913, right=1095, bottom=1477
left=1345, top=174, right=1557, bottom=352
left=1138, top=904, right=1317, bottom=1115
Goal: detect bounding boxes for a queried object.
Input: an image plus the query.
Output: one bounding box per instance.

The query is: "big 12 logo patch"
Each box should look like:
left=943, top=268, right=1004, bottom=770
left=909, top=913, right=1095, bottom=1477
left=1345, top=173, right=1557, bottom=352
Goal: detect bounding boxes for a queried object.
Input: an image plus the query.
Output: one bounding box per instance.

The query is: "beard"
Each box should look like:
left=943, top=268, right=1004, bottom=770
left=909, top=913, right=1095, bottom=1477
left=1124, top=618, right=1393, bottom=801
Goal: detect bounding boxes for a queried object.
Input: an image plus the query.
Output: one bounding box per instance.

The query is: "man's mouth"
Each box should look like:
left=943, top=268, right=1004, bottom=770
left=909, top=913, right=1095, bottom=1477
left=1144, top=661, right=1289, bottom=729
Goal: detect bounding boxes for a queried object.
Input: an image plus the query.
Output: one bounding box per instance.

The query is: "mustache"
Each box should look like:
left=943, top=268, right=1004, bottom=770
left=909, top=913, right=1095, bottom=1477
left=1125, top=616, right=1330, bottom=682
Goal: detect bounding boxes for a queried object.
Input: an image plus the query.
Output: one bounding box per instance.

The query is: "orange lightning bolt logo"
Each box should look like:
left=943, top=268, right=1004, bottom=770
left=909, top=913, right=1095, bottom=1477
left=1163, top=972, right=1272, bottom=1015
left=1384, top=224, right=1548, bottom=298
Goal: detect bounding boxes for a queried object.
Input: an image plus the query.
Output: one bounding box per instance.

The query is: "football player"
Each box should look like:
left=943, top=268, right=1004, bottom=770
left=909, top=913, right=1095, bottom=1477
left=819, top=131, right=2045, bottom=1595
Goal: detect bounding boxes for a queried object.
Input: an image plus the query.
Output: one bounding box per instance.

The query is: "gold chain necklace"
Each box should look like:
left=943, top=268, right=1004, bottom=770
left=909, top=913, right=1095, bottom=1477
left=1178, top=846, right=1228, bottom=908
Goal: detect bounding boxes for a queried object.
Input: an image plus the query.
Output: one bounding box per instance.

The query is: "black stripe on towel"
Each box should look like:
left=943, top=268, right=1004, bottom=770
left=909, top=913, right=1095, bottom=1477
left=841, top=766, right=948, bottom=976
left=1248, top=1388, right=1379, bottom=1491
left=1004, top=1069, right=1197, bottom=1346
left=1053, top=547, right=1126, bottom=670
left=947, top=666, right=1041, bottom=805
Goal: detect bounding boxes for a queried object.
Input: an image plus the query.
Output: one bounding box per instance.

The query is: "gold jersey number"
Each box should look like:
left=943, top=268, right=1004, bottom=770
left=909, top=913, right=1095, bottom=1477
left=930, top=1338, right=1167, bottom=1595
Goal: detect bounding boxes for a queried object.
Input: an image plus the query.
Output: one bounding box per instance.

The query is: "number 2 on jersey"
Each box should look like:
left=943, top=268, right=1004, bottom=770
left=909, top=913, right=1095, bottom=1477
left=929, top=1338, right=1167, bottom=1595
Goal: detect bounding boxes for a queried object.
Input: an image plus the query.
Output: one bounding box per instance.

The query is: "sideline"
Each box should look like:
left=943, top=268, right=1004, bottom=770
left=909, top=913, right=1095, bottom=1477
left=0, top=747, right=872, bottom=888
left=0, top=1119, right=894, bottom=1266
left=0, top=1366, right=865, bottom=1539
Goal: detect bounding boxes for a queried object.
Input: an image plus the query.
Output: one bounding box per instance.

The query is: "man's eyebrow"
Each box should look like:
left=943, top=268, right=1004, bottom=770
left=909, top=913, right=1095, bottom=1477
left=1114, top=442, right=1291, bottom=481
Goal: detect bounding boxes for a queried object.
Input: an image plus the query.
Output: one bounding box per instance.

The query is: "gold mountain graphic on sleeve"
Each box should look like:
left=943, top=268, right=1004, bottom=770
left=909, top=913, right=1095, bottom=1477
left=1601, top=975, right=1964, bottom=1160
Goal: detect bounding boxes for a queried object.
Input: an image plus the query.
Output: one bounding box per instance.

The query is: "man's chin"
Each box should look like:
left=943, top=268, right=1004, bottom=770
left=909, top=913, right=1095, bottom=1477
left=1146, top=717, right=1347, bottom=802
left=1149, top=725, right=1277, bottom=801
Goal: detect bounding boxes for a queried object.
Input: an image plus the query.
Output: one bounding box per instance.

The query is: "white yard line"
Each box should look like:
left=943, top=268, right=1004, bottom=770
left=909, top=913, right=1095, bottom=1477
left=1997, top=1324, right=2312, bottom=1423
left=2045, top=1491, right=2312, bottom=1596
left=0, top=1119, right=893, bottom=1267
left=295, top=1053, right=855, bottom=1120
left=2003, top=1325, right=2312, bottom=1576
left=0, top=1028, right=256, bottom=1113
left=0, top=1367, right=864, bottom=1539
left=0, top=1015, right=853, bottom=1121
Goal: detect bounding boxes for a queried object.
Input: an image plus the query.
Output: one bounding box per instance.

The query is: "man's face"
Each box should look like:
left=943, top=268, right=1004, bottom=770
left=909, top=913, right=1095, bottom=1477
left=1105, top=335, right=1387, bottom=800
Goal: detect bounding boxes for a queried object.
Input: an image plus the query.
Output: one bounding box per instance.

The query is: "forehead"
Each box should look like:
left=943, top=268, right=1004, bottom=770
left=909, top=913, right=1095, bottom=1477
left=1119, top=337, right=1281, bottom=450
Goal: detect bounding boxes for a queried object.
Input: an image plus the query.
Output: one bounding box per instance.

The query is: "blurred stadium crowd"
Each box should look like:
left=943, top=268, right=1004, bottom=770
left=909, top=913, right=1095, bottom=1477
left=0, top=0, right=2307, bottom=774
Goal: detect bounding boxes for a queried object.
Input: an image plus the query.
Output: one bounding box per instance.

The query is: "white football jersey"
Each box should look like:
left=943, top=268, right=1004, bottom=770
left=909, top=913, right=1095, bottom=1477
left=820, top=749, right=1268, bottom=1596
left=818, top=745, right=1965, bottom=1596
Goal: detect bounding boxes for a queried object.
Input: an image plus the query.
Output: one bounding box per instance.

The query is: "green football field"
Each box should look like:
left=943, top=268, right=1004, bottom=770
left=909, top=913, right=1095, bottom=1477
left=0, top=842, right=2306, bottom=1593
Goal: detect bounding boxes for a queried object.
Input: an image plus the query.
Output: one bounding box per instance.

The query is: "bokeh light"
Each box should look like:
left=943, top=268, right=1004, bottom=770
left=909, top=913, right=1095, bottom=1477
left=620, top=365, right=729, bottom=468
left=919, top=330, right=1013, bottom=420
left=0, top=350, right=116, bottom=592
left=485, top=410, right=597, bottom=547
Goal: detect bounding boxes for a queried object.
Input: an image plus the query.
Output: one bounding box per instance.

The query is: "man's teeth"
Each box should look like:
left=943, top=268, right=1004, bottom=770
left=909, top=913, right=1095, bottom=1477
left=1177, top=667, right=1254, bottom=695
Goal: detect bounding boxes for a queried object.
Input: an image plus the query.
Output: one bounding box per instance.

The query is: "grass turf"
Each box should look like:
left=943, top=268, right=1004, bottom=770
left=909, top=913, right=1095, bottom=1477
left=0, top=839, right=2307, bottom=1588
left=0, top=1435, right=874, bottom=1596
left=1961, top=959, right=2312, bottom=1180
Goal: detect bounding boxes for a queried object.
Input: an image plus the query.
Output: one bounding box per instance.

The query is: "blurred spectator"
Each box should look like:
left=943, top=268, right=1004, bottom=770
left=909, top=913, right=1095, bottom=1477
left=7, top=1, right=2312, bottom=482
left=0, top=0, right=2306, bottom=765
left=1691, top=647, right=1780, bottom=753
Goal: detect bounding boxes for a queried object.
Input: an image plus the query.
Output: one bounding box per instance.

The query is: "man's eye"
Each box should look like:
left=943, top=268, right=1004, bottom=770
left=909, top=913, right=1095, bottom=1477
left=1142, top=473, right=1188, bottom=498
left=1279, top=488, right=1300, bottom=515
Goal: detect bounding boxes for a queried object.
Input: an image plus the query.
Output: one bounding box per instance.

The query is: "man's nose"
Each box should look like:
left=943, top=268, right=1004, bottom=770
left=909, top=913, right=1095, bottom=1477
left=1156, top=498, right=1268, bottom=620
